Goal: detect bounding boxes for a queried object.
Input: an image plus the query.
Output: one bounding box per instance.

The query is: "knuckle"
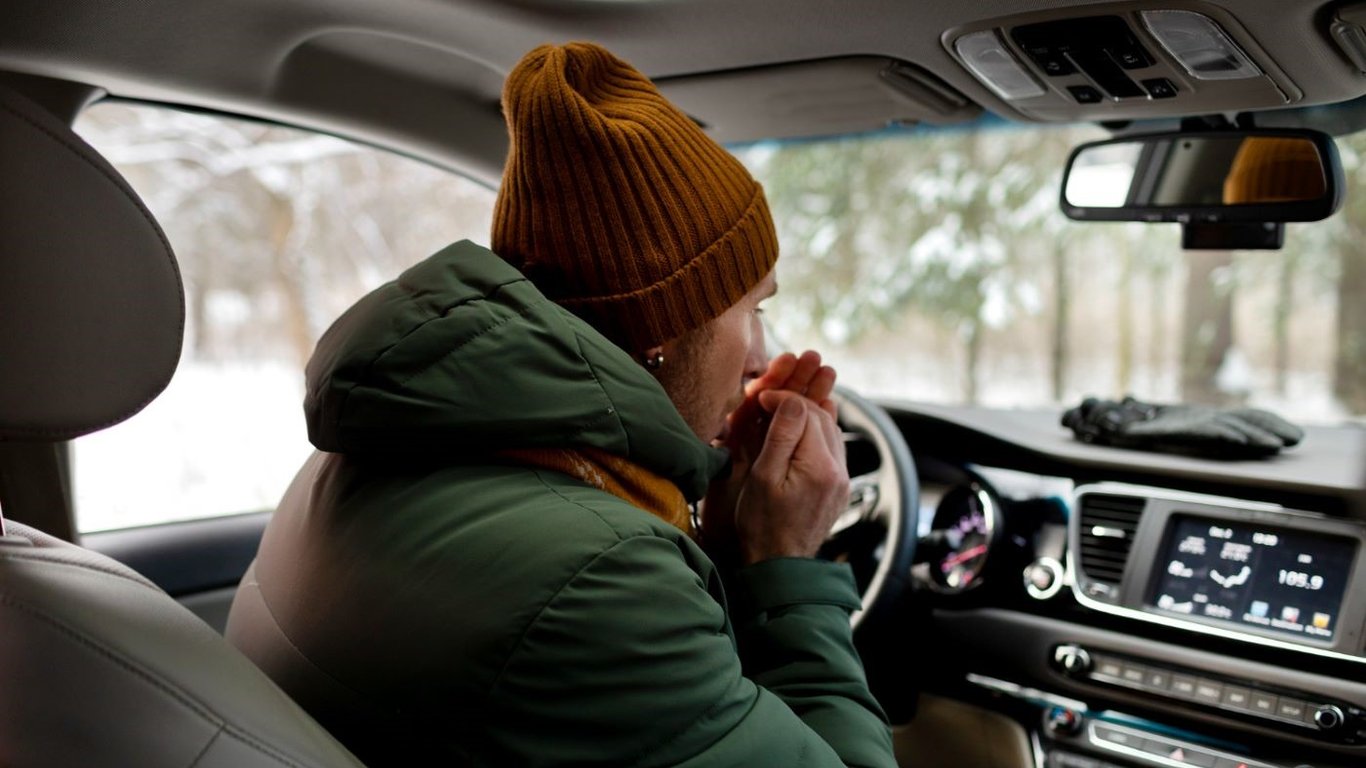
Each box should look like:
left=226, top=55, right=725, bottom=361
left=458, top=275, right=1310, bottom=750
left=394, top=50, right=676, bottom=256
left=825, top=472, right=846, bottom=497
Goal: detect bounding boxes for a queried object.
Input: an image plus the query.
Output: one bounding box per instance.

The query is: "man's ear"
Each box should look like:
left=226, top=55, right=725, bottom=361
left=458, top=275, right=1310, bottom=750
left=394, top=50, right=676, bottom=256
left=640, top=345, right=666, bottom=370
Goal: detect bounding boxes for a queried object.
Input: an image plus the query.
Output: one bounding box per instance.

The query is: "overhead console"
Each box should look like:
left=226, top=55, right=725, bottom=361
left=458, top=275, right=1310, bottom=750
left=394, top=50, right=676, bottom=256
left=942, top=3, right=1302, bottom=121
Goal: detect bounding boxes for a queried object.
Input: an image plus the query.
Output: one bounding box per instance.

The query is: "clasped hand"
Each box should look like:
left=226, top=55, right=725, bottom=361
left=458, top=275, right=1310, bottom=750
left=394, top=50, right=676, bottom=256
left=702, top=351, right=850, bottom=565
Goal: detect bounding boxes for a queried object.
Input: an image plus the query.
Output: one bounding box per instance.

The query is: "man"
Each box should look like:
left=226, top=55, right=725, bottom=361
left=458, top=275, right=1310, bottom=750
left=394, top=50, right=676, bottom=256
left=226, top=42, right=898, bottom=767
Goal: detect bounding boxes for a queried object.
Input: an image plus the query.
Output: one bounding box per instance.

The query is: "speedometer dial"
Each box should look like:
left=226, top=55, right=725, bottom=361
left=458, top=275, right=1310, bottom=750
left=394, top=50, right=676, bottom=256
left=928, top=482, right=1000, bottom=592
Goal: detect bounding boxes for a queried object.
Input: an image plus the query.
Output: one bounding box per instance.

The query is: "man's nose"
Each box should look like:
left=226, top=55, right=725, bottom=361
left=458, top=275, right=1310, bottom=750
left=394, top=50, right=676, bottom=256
left=746, top=316, right=769, bottom=378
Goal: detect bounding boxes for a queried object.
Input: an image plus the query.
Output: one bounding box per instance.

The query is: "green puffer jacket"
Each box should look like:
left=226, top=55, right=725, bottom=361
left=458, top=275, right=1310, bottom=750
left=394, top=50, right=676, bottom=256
left=228, top=240, right=897, bottom=767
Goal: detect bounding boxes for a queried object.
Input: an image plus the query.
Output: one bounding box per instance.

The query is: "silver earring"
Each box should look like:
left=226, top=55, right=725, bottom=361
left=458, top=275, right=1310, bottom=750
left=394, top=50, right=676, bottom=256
left=644, top=352, right=664, bottom=369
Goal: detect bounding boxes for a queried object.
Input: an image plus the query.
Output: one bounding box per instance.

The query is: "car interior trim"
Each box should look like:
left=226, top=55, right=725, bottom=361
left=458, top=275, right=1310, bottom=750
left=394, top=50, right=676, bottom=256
left=1086, top=720, right=1281, bottom=768
left=966, top=672, right=1090, bottom=714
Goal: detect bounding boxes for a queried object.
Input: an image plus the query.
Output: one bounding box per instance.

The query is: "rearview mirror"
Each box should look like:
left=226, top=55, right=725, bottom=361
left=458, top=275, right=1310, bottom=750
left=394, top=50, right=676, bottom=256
left=1061, top=129, right=1343, bottom=224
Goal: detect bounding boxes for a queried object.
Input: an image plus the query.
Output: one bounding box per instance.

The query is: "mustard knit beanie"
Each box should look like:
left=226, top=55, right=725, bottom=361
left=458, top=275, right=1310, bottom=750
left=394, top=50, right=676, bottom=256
left=492, top=42, right=779, bottom=352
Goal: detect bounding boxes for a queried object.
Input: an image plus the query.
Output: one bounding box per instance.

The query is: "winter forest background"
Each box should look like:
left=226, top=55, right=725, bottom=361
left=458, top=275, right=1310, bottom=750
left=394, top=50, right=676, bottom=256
left=71, top=103, right=1366, bottom=531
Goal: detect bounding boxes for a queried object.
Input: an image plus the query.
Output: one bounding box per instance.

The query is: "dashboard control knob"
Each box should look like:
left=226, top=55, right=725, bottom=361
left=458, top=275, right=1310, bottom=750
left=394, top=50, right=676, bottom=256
left=1053, top=644, right=1092, bottom=677
left=1044, top=706, right=1082, bottom=736
left=1023, top=557, right=1064, bottom=600
left=1313, top=704, right=1345, bottom=731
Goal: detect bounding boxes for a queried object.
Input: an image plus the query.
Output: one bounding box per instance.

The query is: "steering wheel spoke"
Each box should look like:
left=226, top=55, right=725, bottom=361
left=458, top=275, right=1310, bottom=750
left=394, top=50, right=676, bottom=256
left=826, top=387, right=920, bottom=629
left=831, top=471, right=881, bottom=535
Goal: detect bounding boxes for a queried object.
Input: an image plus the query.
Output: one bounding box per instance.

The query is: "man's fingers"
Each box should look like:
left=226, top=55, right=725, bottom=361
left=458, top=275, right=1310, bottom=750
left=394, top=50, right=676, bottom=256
left=763, top=390, right=843, bottom=469
left=788, top=407, right=848, bottom=509
left=817, top=397, right=838, bottom=421
left=807, top=365, right=837, bottom=404
left=750, top=395, right=808, bottom=480
left=746, top=352, right=798, bottom=397
left=754, top=391, right=844, bottom=464
left=756, top=388, right=797, bottom=413
left=784, top=350, right=823, bottom=396
left=814, top=405, right=845, bottom=463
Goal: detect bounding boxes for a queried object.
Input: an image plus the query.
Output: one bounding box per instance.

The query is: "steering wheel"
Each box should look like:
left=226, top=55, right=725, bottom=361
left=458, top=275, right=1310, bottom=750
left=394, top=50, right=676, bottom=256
left=824, top=387, right=920, bottom=629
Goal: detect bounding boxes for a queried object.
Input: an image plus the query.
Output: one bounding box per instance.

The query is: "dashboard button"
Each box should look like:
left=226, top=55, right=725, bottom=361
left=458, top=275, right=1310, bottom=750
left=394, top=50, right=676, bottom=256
left=1249, top=691, right=1277, bottom=715
left=1145, top=669, right=1172, bottom=691
left=1221, top=686, right=1252, bottom=710
left=1181, top=749, right=1218, bottom=767
left=1145, top=741, right=1214, bottom=766
left=1194, top=680, right=1224, bottom=704
left=1094, top=724, right=1143, bottom=749
left=1121, top=664, right=1147, bottom=685
left=1094, top=657, right=1124, bottom=679
left=1050, top=752, right=1099, bottom=768
left=1171, top=675, right=1199, bottom=698
left=1276, top=698, right=1307, bottom=722
left=1313, top=704, right=1345, bottom=730
left=1213, top=759, right=1256, bottom=768
left=1140, top=737, right=1172, bottom=755
left=1046, top=707, right=1083, bottom=736
left=1055, top=645, right=1093, bottom=677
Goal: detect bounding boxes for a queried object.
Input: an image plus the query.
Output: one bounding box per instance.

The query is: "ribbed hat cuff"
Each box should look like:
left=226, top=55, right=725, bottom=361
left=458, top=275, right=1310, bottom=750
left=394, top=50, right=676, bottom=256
left=560, top=186, right=778, bottom=351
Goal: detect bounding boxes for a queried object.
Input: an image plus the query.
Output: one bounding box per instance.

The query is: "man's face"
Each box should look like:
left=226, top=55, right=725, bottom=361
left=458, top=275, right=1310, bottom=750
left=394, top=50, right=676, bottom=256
left=657, top=271, right=777, bottom=443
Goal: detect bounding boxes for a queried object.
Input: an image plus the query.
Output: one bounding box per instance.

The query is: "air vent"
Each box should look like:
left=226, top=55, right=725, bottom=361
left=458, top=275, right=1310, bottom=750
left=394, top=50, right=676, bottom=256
left=1077, top=493, right=1146, bottom=596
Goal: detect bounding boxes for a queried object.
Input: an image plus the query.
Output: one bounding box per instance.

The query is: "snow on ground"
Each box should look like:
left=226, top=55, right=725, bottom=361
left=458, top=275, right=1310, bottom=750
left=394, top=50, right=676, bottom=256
left=73, top=361, right=313, bottom=533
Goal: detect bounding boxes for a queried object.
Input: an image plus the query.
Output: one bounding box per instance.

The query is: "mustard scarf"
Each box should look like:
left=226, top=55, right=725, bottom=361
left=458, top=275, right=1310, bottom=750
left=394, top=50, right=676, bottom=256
left=499, top=447, right=693, bottom=535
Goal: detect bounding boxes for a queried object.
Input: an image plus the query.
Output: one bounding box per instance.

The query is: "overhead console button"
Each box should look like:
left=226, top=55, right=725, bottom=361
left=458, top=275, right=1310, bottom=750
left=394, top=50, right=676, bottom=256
left=1067, top=85, right=1103, bottom=104
left=1112, top=44, right=1154, bottom=69
left=1142, top=77, right=1178, bottom=99
left=1036, top=54, right=1076, bottom=76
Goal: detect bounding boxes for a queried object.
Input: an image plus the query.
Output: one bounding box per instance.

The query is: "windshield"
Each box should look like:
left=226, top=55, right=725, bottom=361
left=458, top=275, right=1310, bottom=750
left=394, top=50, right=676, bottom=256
left=733, top=122, right=1366, bottom=426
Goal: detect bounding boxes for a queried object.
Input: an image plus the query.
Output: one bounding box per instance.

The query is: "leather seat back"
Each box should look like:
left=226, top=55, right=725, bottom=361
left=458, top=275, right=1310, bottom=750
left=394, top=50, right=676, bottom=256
left=0, top=520, right=366, bottom=768
left=0, top=80, right=363, bottom=768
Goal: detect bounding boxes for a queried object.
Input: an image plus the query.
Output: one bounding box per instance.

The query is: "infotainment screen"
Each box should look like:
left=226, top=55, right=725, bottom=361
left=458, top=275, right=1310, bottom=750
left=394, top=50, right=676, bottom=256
left=1149, top=516, right=1358, bottom=642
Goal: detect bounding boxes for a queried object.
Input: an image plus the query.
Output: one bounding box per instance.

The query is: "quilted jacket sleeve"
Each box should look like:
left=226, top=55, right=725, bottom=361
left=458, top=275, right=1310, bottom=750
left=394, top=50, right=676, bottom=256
left=481, top=535, right=896, bottom=768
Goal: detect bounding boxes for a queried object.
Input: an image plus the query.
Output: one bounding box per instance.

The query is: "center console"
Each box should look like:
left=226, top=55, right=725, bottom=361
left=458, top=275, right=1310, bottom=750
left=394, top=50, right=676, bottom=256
left=1029, top=484, right=1366, bottom=767
left=1049, top=644, right=1365, bottom=743
left=1069, top=484, right=1366, bottom=664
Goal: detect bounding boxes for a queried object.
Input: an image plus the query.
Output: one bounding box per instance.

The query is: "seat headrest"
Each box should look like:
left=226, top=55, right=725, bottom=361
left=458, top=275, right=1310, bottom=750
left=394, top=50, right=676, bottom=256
left=0, top=84, right=184, bottom=441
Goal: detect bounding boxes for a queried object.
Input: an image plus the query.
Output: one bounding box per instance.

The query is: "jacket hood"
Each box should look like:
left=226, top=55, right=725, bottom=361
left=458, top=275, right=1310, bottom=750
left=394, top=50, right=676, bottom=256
left=304, top=240, right=727, bottom=501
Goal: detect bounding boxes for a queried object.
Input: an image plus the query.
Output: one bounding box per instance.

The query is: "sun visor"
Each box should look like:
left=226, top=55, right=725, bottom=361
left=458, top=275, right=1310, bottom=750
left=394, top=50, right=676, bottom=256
left=656, top=57, right=981, bottom=144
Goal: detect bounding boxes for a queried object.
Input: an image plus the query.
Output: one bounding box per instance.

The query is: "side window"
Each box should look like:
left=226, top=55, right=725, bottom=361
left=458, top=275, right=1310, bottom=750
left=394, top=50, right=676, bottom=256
left=72, top=103, right=496, bottom=533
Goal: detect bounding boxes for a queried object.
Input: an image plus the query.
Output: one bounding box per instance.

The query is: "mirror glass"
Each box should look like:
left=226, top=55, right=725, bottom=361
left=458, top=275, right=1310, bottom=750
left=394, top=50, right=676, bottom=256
left=1064, top=135, right=1328, bottom=209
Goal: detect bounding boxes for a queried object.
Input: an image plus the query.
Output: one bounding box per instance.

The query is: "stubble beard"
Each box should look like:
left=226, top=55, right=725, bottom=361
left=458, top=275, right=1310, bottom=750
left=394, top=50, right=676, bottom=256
left=654, top=322, right=722, bottom=442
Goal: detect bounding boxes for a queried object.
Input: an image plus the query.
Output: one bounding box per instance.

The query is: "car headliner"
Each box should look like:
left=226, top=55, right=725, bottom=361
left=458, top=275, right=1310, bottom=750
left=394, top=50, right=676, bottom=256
left=3, top=0, right=1363, bottom=183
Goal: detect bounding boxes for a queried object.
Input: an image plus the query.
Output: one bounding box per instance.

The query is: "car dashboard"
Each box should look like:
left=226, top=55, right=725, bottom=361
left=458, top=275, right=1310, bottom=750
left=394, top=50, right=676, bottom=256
left=883, top=402, right=1366, bottom=768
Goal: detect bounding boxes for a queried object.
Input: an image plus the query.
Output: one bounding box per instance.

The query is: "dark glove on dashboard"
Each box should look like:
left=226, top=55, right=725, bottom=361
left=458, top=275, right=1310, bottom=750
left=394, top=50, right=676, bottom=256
left=1061, top=396, right=1304, bottom=459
